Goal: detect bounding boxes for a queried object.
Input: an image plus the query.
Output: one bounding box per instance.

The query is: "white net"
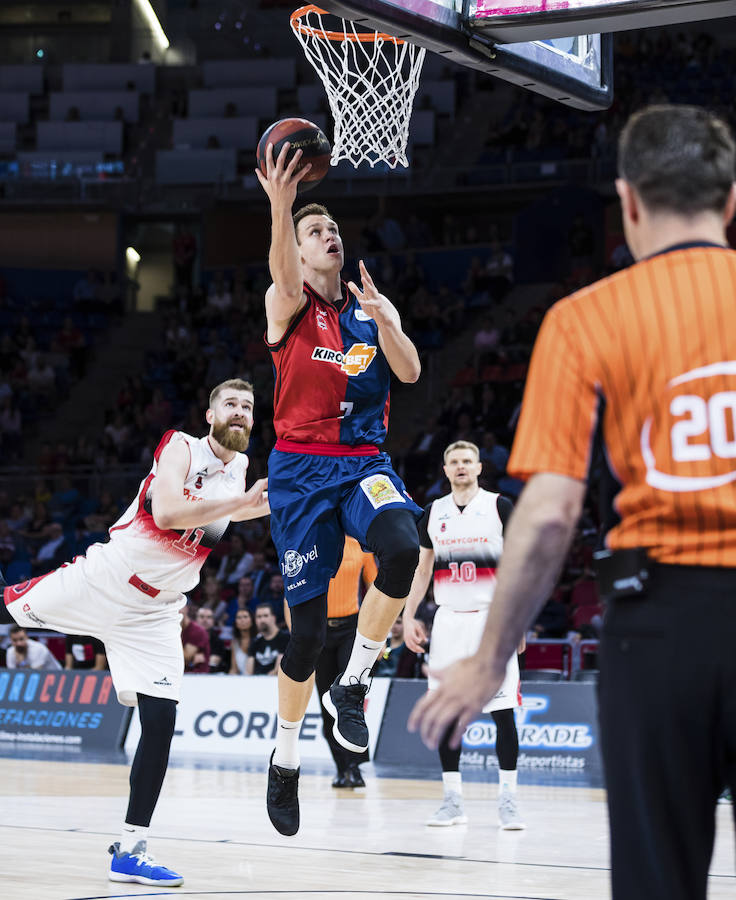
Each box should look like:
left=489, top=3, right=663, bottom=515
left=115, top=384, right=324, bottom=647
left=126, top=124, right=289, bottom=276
left=290, top=5, right=426, bottom=169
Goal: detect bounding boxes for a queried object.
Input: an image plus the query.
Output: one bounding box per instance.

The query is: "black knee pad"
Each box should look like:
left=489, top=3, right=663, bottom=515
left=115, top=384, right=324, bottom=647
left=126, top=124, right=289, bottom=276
left=367, top=508, right=420, bottom=599
left=280, top=593, right=327, bottom=682
left=137, top=694, right=176, bottom=742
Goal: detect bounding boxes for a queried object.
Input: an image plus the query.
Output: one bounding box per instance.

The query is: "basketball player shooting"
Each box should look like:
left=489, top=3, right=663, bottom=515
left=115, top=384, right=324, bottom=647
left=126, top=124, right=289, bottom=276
left=0, top=379, right=269, bottom=887
left=255, top=142, right=422, bottom=836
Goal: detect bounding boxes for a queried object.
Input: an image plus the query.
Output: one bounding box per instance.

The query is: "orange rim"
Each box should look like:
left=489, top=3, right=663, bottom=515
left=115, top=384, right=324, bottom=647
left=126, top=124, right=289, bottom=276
left=290, top=4, right=405, bottom=43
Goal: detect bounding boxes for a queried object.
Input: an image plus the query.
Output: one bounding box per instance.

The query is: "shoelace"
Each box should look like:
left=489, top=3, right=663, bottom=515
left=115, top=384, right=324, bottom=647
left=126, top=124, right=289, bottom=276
left=130, top=849, right=159, bottom=869
left=499, top=794, right=518, bottom=817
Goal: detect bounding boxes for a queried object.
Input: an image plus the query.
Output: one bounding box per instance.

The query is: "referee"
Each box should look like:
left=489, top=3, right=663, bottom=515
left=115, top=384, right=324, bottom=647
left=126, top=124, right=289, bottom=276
left=409, top=104, right=736, bottom=900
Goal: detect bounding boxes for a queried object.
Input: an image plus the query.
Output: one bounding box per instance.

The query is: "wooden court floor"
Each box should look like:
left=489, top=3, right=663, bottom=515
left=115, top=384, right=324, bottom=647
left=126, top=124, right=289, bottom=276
left=0, top=756, right=733, bottom=900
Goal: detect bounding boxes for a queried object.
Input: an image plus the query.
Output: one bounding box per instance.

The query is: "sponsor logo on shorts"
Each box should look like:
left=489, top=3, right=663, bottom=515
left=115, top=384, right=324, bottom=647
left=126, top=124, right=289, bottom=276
left=287, top=579, right=306, bottom=591
left=311, top=343, right=377, bottom=376
left=282, top=545, right=319, bottom=578
left=153, top=676, right=172, bottom=687
left=360, top=474, right=405, bottom=510
left=22, top=603, right=46, bottom=627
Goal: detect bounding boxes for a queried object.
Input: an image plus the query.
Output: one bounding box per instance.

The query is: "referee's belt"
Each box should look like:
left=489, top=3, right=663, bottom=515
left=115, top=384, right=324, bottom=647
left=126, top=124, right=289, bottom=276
left=129, top=574, right=160, bottom=598
left=327, top=613, right=358, bottom=628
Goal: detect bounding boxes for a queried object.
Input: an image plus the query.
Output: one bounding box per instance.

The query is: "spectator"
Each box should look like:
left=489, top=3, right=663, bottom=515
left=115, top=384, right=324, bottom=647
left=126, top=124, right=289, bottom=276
left=193, top=573, right=228, bottom=621
left=6, top=626, right=61, bottom=670
left=246, top=603, right=289, bottom=675
left=5, top=501, right=29, bottom=533
left=173, top=225, right=197, bottom=298
left=0, top=520, right=17, bottom=567
left=216, top=532, right=254, bottom=585
left=256, top=573, right=285, bottom=618
left=479, top=431, right=510, bottom=485
left=485, top=239, right=514, bottom=302
left=229, top=608, right=255, bottom=675
left=20, top=501, right=52, bottom=545
left=374, top=614, right=413, bottom=677
left=65, top=635, right=107, bottom=670
left=0, top=398, right=21, bottom=459
left=31, top=522, right=73, bottom=575
left=73, top=269, right=99, bottom=309
left=52, top=317, right=87, bottom=378
left=223, top=575, right=255, bottom=626
left=180, top=604, right=210, bottom=673
left=196, top=607, right=227, bottom=673
left=26, top=354, right=57, bottom=400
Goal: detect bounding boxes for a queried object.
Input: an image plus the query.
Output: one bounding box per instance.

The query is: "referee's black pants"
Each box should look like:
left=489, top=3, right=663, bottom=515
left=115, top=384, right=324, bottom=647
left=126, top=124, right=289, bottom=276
left=598, top=564, right=736, bottom=900
left=315, top=612, right=368, bottom=770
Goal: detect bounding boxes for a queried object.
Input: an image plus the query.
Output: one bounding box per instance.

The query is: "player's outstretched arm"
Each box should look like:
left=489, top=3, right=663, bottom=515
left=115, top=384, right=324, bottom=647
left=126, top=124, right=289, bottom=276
left=151, top=441, right=267, bottom=530
left=403, top=546, right=434, bottom=653
left=255, top=142, right=312, bottom=339
left=348, top=260, right=420, bottom=383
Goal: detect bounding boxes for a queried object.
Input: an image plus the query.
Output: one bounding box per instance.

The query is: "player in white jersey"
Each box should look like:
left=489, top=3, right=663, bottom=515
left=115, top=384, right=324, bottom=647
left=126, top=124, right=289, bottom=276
left=404, top=440, right=525, bottom=830
left=0, top=379, right=269, bottom=887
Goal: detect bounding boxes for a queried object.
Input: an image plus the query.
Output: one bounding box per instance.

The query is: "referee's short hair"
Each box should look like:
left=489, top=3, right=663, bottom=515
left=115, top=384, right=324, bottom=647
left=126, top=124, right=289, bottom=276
left=618, top=104, right=735, bottom=216
left=443, top=440, right=480, bottom=463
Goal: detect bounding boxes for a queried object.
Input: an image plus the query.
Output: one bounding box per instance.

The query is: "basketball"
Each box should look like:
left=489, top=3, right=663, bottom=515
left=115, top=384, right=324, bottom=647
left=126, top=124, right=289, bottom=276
left=256, top=118, right=331, bottom=192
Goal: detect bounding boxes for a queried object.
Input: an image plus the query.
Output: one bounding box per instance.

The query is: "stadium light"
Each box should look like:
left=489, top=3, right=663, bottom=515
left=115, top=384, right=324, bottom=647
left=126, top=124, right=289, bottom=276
left=133, top=0, right=170, bottom=51
left=126, top=246, right=141, bottom=265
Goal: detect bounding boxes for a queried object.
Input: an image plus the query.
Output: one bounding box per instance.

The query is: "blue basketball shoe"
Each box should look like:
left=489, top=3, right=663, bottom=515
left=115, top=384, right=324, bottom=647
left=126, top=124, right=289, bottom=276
left=108, top=840, right=183, bottom=886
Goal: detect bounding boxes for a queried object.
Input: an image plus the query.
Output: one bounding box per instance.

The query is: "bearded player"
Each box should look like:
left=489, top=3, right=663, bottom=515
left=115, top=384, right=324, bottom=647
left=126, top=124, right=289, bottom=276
left=255, top=143, right=422, bottom=835
left=0, top=379, right=269, bottom=886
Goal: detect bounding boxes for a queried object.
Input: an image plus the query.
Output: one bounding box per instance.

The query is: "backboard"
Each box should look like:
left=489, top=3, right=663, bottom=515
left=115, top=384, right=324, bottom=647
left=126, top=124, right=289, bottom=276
left=320, top=0, right=734, bottom=109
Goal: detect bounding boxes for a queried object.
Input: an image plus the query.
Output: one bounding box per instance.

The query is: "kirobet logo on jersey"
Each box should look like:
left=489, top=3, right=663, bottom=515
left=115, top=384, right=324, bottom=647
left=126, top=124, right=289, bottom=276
left=311, top=343, right=377, bottom=376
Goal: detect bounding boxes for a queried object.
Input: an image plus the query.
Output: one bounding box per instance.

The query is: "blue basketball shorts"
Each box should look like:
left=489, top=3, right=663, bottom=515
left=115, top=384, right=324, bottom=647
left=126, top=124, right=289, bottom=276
left=268, top=448, right=422, bottom=607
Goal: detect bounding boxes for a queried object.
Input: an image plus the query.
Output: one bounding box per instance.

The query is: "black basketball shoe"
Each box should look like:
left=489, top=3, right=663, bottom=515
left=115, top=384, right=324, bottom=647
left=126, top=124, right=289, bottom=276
left=346, top=763, right=365, bottom=788
left=331, top=770, right=351, bottom=789
left=267, top=750, right=300, bottom=836
left=322, top=677, right=369, bottom=753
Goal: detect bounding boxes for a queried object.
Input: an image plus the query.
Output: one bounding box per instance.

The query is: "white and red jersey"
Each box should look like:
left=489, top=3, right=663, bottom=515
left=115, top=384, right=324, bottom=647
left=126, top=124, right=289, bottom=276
left=418, top=489, right=512, bottom=611
left=108, top=430, right=248, bottom=594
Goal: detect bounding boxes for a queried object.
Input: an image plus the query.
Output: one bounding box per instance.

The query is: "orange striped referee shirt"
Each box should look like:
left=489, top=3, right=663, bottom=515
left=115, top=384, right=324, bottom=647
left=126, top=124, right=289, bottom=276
left=508, top=243, right=736, bottom=568
left=327, top=536, right=378, bottom=618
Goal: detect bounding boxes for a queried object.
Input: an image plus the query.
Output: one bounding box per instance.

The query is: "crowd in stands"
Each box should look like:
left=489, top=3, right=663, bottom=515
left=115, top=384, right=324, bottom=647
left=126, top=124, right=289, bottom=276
left=478, top=30, right=734, bottom=170
left=0, top=268, right=122, bottom=464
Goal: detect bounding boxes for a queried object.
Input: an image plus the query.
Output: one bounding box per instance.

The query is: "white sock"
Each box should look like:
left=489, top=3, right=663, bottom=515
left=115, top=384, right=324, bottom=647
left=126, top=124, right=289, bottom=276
left=499, top=769, right=518, bottom=793
left=273, top=716, right=302, bottom=770
left=339, top=631, right=385, bottom=685
left=442, top=771, right=462, bottom=797
left=120, top=824, right=149, bottom=853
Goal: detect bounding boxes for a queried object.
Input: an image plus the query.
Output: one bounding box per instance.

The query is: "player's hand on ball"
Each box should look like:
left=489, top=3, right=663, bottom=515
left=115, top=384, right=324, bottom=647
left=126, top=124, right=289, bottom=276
left=408, top=654, right=505, bottom=750
left=348, top=260, right=401, bottom=330
left=254, top=142, right=312, bottom=207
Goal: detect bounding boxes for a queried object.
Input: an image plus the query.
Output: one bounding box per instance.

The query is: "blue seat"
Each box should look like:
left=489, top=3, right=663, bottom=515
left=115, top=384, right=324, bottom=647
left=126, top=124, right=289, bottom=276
left=5, top=560, right=31, bottom=583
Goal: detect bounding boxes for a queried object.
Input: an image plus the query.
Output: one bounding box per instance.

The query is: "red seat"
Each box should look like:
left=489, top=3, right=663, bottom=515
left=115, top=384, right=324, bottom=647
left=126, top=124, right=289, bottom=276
left=571, top=579, right=600, bottom=607
left=572, top=603, right=603, bottom=629
left=523, top=640, right=571, bottom=678
left=45, top=636, right=67, bottom=665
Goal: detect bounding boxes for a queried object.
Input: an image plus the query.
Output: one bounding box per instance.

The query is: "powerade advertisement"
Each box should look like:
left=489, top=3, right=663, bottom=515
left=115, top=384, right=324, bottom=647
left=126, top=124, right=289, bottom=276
left=0, top=669, right=131, bottom=750
left=375, top=680, right=602, bottom=783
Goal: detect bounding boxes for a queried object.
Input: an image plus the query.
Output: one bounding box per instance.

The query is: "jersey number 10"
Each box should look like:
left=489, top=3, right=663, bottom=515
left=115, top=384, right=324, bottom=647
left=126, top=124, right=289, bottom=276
left=448, top=561, right=477, bottom=583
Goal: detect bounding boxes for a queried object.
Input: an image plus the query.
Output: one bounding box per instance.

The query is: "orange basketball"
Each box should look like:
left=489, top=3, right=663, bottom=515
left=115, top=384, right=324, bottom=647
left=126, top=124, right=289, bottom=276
left=256, top=117, right=331, bottom=193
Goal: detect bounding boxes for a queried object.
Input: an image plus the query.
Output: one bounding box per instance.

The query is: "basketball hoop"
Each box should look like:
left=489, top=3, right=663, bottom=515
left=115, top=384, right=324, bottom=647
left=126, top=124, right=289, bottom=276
left=290, top=5, right=426, bottom=169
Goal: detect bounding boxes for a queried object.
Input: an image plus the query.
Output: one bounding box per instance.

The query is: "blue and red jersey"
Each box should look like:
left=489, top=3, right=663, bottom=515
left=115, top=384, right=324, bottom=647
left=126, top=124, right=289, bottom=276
left=266, top=281, right=391, bottom=448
